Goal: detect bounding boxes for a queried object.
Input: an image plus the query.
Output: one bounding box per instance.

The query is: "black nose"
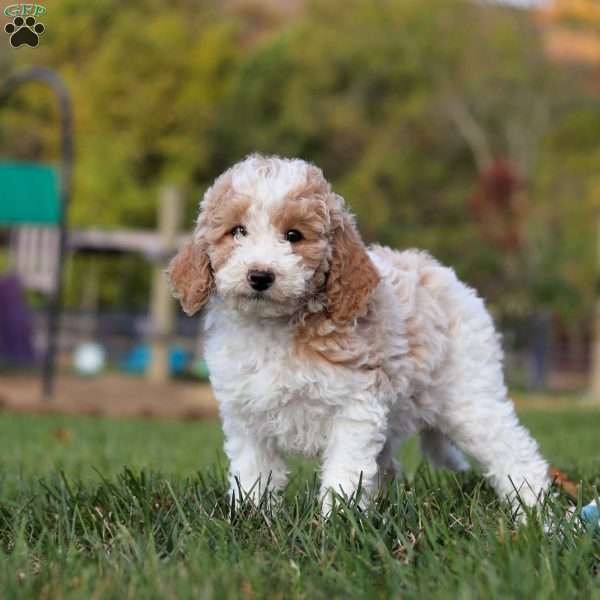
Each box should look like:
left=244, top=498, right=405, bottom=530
left=247, top=269, right=275, bottom=291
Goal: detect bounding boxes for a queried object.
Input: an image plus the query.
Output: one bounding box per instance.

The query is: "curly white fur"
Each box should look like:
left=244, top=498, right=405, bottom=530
left=167, top=154, right=550, bottom=514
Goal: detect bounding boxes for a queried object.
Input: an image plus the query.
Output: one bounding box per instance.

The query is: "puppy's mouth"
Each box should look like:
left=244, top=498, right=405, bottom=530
left=244, top=291, right=282, bottom=304
left=239, top=288, right=298, bottom=309
left=223, top=287, right=301, bottom=318
left=248, top=292, right=267, bottom=301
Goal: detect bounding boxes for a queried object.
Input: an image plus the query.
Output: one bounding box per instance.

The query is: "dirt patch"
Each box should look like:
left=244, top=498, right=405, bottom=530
left=0, top=373, right=218, bottom=421
left=1, top=373, right=597, bottom=421
left=512, top=391, right=600, bottom=411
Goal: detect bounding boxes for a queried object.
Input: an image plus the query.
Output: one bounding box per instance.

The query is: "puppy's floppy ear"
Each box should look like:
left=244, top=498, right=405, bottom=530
left=326, top=200, right=380, bottom=324
left=166, top=168, right=234, bottom=315
left=166, top=238, right=214, bottom=316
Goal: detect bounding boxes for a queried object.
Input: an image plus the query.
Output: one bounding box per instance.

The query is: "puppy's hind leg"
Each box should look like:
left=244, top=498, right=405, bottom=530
left=376, top=432, right=408, bottom=489
left=432, top=294, right=550, bottom=512
left=419, top=428, right=470, bottom=472
left=435, top=379, right=550, bottom=510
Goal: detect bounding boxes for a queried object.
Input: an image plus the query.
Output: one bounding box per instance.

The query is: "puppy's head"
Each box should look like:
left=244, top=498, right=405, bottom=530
left=167, top=155, right=379, bottom=322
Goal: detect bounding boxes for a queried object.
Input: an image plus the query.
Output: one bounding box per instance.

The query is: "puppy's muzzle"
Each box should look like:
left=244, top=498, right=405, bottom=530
left=247, top=269, right=275, bottom=292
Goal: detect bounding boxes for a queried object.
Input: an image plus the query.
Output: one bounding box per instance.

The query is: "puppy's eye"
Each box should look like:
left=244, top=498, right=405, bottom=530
left=285, top=229, right=303, bottom=243
left=230, top=225, right=247, bottom=238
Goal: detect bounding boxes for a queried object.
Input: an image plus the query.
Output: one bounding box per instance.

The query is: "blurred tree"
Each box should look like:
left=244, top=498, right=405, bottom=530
left=538, top=0, right=600, bottom=71
left=217, top=0, right=479, bottom=265
left=2, top=0, right=240, bottom=223
left=1, top=1, right=240, bottom=308
left=217, top=0, right=580, bottom=321
left=434, top=2, right=575, bottom=322
left=0, top=0, right=597, bottom=353
left=536, top=0, right=600, bottom=397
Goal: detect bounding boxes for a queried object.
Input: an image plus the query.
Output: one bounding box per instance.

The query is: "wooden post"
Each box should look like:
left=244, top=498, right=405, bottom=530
left=81, top=260, right=99, bottom=339
left=589, top=212, right=600, bottom=403
left=147, top=186, right=181, bottom=383
left=589, top=302, right=600, bottom=403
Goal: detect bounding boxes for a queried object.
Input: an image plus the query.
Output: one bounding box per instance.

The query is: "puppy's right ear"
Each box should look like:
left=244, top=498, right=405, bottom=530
left=166, top=239, right=214, bottom=316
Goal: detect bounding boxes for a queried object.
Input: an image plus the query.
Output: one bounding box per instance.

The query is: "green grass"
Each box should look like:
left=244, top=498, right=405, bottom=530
left=0, top=410, right=599, bottom=599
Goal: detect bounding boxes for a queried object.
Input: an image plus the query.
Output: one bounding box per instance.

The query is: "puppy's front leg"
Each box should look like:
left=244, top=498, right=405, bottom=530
left=320, top=408, right=387, bottom=515
left=224, top=420, right=288, bottom=504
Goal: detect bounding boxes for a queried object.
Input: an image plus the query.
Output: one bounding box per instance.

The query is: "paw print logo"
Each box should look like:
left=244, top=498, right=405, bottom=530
left=4, top=16, right=45, bottom=48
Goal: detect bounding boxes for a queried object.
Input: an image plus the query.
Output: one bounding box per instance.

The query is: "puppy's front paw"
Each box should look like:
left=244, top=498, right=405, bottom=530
left=320, top=488, right=336, bottom=517
left=319, top=484, right=370, bottom=517
left=229, top=476, right=270, bottom=507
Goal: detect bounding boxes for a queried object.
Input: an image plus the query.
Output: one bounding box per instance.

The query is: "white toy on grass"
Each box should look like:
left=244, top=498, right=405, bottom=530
left=73, top=342, right=106, bottom=376
left=581, top=500, right=599, bottom=530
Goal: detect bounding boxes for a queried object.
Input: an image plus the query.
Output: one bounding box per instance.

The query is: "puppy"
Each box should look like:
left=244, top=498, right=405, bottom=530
left=167, top=154, right=549, bottom=513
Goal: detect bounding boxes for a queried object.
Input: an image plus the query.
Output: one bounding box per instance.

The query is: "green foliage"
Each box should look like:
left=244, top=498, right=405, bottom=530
left=1, top=1, right=239, bottom=230
left=0, top=0, right=598, bottom=319
left=0, top=410, right=599, bottom=598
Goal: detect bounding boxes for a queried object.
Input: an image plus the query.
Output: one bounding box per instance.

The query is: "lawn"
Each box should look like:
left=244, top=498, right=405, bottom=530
left=0, top=408, right=599, bottom=599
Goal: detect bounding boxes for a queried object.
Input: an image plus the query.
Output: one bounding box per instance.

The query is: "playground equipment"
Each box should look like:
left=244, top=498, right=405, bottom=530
left=65, top=186, right=188, bottom=383
left=0, top=67, right=73, bottom=399
left=147, top=186, right=181, bottom=383
left=0, top=274, right=35, bottom=365
left=1, top=69, right=197, bottom=393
